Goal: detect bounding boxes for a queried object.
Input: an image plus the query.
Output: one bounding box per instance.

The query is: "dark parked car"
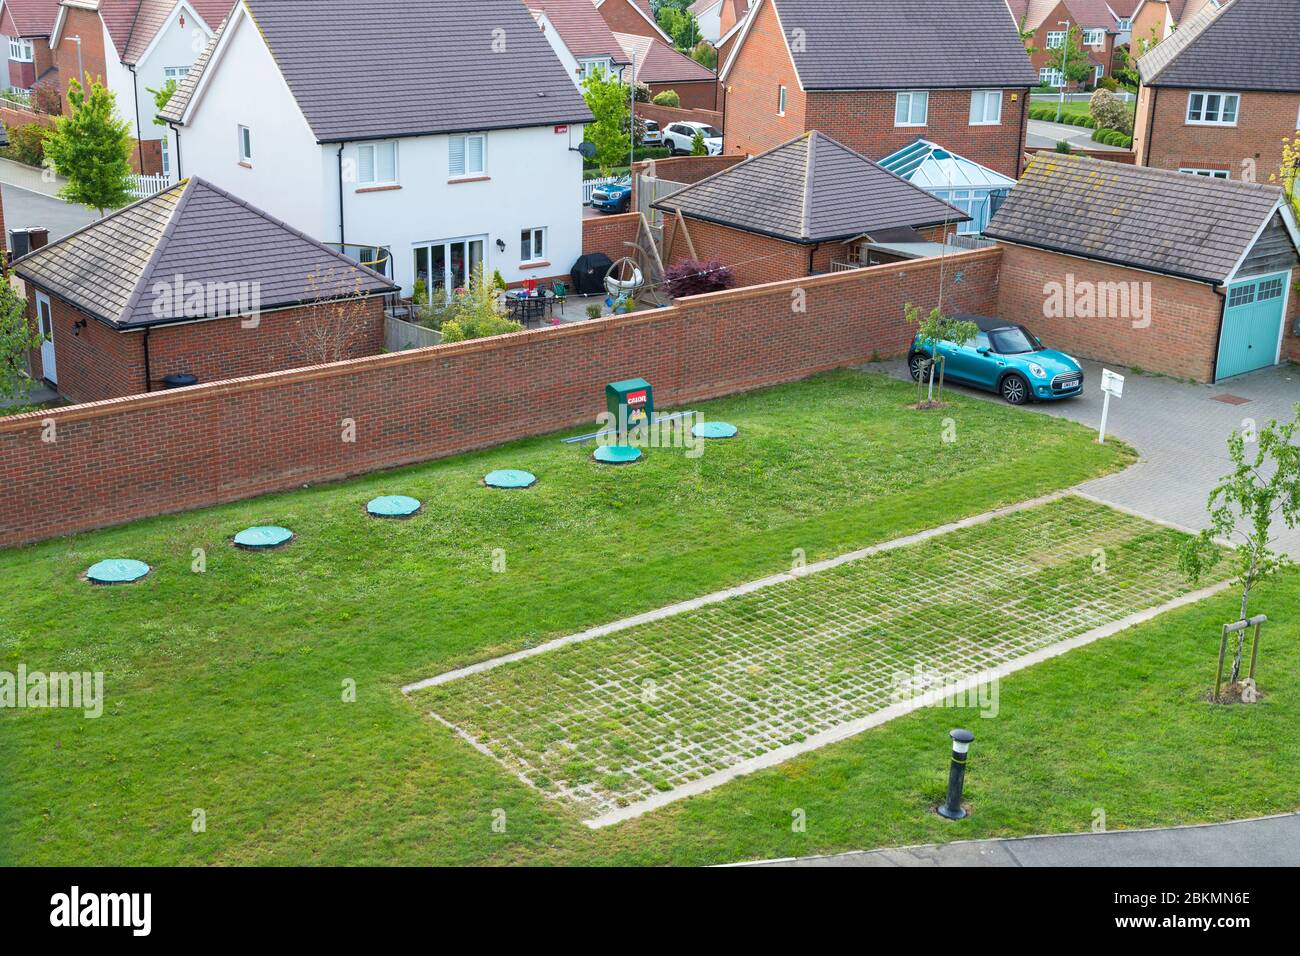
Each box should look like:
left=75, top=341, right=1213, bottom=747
left=908, top=314, right=1084, bottom=404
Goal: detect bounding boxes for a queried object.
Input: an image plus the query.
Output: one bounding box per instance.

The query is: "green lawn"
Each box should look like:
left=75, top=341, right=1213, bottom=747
left=1032, top=98, right=1136, bottom=124
left=4, top=369, right=1288, bottom=866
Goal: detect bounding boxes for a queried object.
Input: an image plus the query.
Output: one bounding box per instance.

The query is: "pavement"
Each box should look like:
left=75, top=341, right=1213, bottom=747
left=1026, top=118, right=1128, bottom=152
left=741, top=812, right=1300, bottom=866
left=0, top=157, right=100, bottom=242
left=883, top=357, right=1300, bottom=553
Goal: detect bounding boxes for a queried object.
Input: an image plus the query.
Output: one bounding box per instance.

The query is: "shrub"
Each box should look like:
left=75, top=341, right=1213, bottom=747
left=633, top=82, right=652, bottom=103
left=0, top=123, right=51, bottom=167
left=665, top=258, right=735, bottom=298
left=651, top=90, right=680, bottom=107
left=30, top=81, right=62, bottom=115
left=1089, top=88, right=1133, bottom=134
left=585, top=303, right=602, bottom=320
left=690, top=130, right=707, bottom=155
left=1097, top=76, right=1119, bottom=92
left=1055, top=140, right=1073, bottom=154
left=439, top=320, right=466, bottom=343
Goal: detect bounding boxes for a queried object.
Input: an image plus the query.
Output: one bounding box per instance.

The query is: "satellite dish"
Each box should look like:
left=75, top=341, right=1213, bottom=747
left=575, top=141, right=597, bottom=159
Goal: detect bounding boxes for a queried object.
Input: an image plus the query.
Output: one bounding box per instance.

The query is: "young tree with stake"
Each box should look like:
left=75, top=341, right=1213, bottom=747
left=43, top=78, right=135, bottom=217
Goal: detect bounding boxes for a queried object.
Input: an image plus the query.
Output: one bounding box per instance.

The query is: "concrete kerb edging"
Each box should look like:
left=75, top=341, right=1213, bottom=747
left=401, top=489, right=1234, bottom=829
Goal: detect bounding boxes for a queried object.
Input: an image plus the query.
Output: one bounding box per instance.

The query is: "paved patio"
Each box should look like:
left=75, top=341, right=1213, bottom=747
left=880, top=358, right=1300, bottom=552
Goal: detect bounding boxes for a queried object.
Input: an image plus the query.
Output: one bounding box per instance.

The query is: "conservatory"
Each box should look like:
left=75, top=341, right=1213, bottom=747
left=878, top=139, right=1016, bottom=235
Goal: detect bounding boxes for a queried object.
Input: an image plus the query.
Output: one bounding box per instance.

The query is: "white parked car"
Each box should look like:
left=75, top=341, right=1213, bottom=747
left=663, top=121, right=723, bottom=156
left=640, top=119, right=664, bottom=147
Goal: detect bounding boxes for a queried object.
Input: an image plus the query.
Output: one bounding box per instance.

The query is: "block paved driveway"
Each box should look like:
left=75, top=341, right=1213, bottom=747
left=879, top=358, right=1300, bottom=553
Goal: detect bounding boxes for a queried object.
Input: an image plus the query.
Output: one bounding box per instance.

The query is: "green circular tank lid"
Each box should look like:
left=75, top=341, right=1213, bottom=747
left=234, top=526, right=295, bottom=549
left=484, top=469, right=537, bottom=489
left=593, top=444, right=643, bottom=464
left=367, top=495, right=422, bottom=518
left=86, top=558, right=150, bottom=584
left=692, top=421, right=738, bottom=439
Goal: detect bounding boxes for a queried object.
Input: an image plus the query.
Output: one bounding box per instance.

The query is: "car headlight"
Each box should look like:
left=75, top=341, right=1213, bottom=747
left=1028, top=363, right=1048, bottom=379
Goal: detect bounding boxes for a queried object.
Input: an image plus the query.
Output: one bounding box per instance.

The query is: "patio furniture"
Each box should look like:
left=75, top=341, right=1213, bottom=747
left=507, top=291, right=553, bottom=327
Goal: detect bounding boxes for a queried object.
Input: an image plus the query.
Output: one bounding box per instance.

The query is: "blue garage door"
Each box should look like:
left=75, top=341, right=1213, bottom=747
left=1216, top=272, right=1289, bottom=381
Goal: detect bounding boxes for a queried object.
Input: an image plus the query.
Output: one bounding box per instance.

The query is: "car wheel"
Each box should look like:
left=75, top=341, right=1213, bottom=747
left=907, top=353, right=928, bottom=381
left=1000, top=374, right=1030, bottom=405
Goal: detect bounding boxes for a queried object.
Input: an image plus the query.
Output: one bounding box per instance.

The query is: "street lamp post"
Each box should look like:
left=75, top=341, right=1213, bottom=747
left=937, top=728, right=975, bottom=820
left=1056, top=20, right=1071, bottom=124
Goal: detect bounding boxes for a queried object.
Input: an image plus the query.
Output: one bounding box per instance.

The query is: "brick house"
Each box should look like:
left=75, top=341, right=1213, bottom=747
left=14, top=176, right=397, bottom=403
left=0, top=0, right=61, bottom=95
left=593, top=0, right=672, bottom=42
left=987, top=153, right=1300, bottom=382
left=1133, top=0, right=1299, bottom=184
left=529, top=0, right=631, bottom=87
left=1007, top=0, right=1137, bottom=88
left=691, top=0, right=751, bottom=43
left=616, top=31, right=718, bottom=110
left=718, top=0, right=1037, bottom=179
left=1129, top=0, right=1218, bottom=50
left=650, top=131, right=968, bottom=287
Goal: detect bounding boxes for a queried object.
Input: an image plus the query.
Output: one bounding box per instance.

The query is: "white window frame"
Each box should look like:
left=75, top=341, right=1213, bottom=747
left=521, top=226, right=547, bottom=264
left=969, top=90, right=1002, bottom=126
left=578, top=58, right=613, bottom=82
left=1045, top=31, right=1066, bottom=49
left=237, top=124, right=252, bottom=164
left=1095, top=63, right=1105, bottom=82
left=449, top=133, right=487, bottom=178
left=163, top=66, right=189, bottom=81
left=357, top=140, right=399, bottom=187
left=8, top=37, right=33, bottom=62
left=1186, top=91, right=1240, bottom=126
left=1039, top=67, right=1065, bottom=88
left=1083, top=28, right=1106, bottom=46
left=778, top=84, right=787, bottom=116
left=1117, top=18, right=1132, bottom=31
left=894, top=91, right=928, bottom=127
left=161, top=135, right=171, bottom=179
left=1179, top=167, right=1230, bottom=179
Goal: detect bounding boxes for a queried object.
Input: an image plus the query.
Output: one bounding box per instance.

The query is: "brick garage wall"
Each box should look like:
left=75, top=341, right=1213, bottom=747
left=648, top=80, right=717, bottom=112
left=635, top=101, right=724, bottom=133
left=807, top=89, right=1030, bottom=179
left=717, top=0, right=805, bottom=156
left=1137, top=86, right=1300, bottom=179
left=0, top=248, right=1001, bottom=547
left=996, top=242, right=1225, bottom=381
left=25, top=285, right=387, bottom=404
left=1284, top=277, right=1300, bottom=364
left=582, top=211, right=641, bottom=260
left=132, top=137, right=163, bottom=176
left=664, top=216, right=853, bottom=286
left=632, top=154, right=742, bottom=183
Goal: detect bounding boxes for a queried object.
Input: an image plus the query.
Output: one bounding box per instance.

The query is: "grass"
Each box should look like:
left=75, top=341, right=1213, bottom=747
left=4, top=368, right=1282, bottom=866
left=414, top=497, right=1198, bottom=823
left=1031, top=99, right=1136, bottom=125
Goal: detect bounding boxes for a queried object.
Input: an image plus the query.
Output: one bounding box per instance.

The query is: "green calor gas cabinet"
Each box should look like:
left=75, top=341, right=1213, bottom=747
left=606, top=378, right=654, bottom=437
left=1216, top=272, right=1289, bottom=381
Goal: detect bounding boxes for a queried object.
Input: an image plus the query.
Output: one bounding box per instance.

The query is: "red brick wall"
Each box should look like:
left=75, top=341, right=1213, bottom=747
left=0, top=248, right=1002, bottom=547
left=582, top=211, right=641, bottom=259
left=1025, top=145, right=1136, bottom=164
left=1020, top=5, right=1117, bottom=88
left=596, top=0, right=662, bottom=36
left=995, top=242, right=1226, bottom=381
left=25, top=285, right=387, bottom=404
left=718, top=0, right=804, bottom=155
left=1136, top=85, right=1300, bottom=181
left=0, top=103, right=57, bottom=131
left=632, top=153, right=742, bottom=183
left=806, top=88, right=1030, bottom=179
left=53, top=8, right=108, bottom=108
left=1284, top=276, right=1300, bottom=364
left=648, top=80, right=717, bottom=111
left=635, top=101, right=724, bottom=133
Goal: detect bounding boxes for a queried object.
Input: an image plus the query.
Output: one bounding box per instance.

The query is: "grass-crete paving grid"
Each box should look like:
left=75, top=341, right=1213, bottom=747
left=416, top=497, right=1196, bottom=824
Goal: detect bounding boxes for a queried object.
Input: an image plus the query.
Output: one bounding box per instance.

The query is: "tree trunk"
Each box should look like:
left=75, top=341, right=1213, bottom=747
left=1231, top=569, right=1254, bottom=684
left=937, top=356, right=947, bottom=403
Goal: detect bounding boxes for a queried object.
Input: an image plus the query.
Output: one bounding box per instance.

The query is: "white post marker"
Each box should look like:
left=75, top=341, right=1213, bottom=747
left=1098, top=368, right=1124, bottom=444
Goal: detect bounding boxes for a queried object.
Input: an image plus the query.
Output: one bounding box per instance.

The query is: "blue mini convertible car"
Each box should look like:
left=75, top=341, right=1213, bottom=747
left=908, top=314, right=1084, bottom=404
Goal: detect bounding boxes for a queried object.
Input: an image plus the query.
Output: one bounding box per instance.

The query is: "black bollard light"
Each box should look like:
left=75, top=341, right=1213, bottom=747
left=937, top=728, right=974, bottom=820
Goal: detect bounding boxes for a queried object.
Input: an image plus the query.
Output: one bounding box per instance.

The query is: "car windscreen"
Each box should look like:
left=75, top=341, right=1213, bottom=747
left=989, top=326, right=1040, bottom=354
left=698, top=127, right=722, bottom=138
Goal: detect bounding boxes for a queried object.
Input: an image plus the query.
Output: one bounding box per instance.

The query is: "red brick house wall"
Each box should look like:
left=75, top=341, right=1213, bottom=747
left=1018, top=2, right=1118, bottom=88
left=806, top=89, right=1030, bottom=180
left=995, top=242, right=1227, bottom=381
left=1134, top=85, right=1300, bottom=181
left=25, top=286, right=387, bottom=404
left=0, top=247, right=1002, bottom=547
left=718, top=0, right=805, bottom=155
left=596, top=0, right=664, bottom=37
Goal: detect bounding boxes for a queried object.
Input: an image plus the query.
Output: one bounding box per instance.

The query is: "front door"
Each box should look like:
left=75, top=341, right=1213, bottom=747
left=35, top=291, right=56, bottom=385
left=1215, top=272, right=1289, bottom=381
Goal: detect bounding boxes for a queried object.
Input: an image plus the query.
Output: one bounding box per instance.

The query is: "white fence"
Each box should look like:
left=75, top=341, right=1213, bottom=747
left=384, top=314, right=441, bottom=352
left=130, top=173, right=170, bottom=198
left=583, top=175, right=629, bottom=205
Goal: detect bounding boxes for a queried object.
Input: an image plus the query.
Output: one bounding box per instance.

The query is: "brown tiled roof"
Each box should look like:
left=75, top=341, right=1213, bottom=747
left=615, top=32, right=716, bottom=83
left=1140, top=0, right=1297, bottom=91
left=530, top=0, right=630, bottom=64
left=12, top=177, right=397, bottom=328
left=651, top=130, right=968, bottom=243
left=985, top=152, right=1289, bottom=283
left=765, top=0, right=1037, bottom=90
left=0, top=0, right=61, bottom=37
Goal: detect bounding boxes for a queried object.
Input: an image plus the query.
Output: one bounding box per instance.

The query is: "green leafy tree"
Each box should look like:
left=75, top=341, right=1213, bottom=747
left=690, top=41, right=718, bottom=70
left=44, top=78, right=134, bottom=216
left=581, top=66, right=630, bottom=176
left=1046, top=25, right=1093, bottom=112
left=656, top=6, right=702, bottom=50
left=0, top=265, right=41, bottom=401
left=690, top=129, right=707, bottom=155
left=1180, top=406, right=1300, bottom=686
left=905, top=303, right=978, bottom=406
left=147, top=78, right=177, bottom=126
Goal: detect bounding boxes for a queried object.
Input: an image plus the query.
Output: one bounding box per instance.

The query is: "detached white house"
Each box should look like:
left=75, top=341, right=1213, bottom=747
left=161, top=0, right=594, bottom=304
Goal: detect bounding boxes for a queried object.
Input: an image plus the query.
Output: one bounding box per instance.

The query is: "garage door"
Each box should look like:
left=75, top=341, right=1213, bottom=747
left=1215, top=272, right=1289, bottom=381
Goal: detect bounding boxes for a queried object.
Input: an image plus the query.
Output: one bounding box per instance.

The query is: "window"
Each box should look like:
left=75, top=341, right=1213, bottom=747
left=578, top=58, right=612, bottom=82
left=970, top=90, right=1002, bottom=125
left=778, top=85, right=787, bottom=116
left=1095, top=63, right=1105, bottom=82
left=1228, top=284, right=1256, bottom=308
left=237, top=124, right=252, bottom=163
left=1039, top=67, right=1065, bottom=88
left=1186, top=91, right=1239, bottom=125
left=1180, top=167, right=1230, bottom=179
left=1045, top=31, right=1065, bottom=49
left=449, top=133, right=486, bottom=177
left=894, top=91, right=928, bottom=127
left=163, top=66, right=189, bottom=81
left=1082, top=28, right=1105, bottom=45
left=521, top=227, right=546, bottom=263
left=1117, top=18, right=1132, bottom=31
left=936, top=189, right=984, bottom=234
left=1257, top=276, right=1285, bottom=300
left=8, top=37, right=33, bottom=62
left=357, top=141, right=398, bottom=186
left=161, top=136, right=171, bottom=179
